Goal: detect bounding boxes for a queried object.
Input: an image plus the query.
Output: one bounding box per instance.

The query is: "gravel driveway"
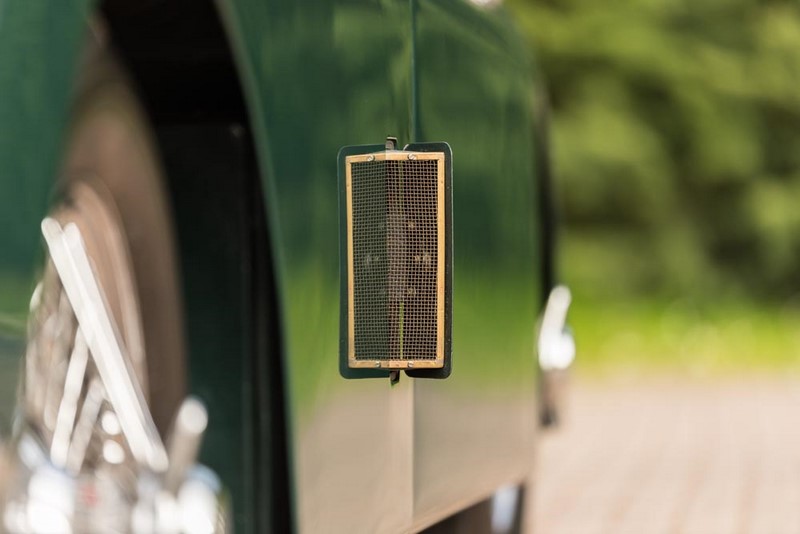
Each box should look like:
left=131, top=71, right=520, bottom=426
left=535, top=376, right=800, bottom=533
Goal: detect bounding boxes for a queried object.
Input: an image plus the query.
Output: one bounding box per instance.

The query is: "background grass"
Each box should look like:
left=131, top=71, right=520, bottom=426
left=570, top=295, right=800, bottom=378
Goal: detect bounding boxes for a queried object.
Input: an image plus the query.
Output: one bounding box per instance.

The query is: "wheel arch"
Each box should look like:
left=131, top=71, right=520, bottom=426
left=98, top=1, right=290, bottom=532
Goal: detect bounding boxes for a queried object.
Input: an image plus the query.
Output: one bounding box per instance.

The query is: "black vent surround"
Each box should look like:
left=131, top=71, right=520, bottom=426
left=338, top=142, right=452, bottom=379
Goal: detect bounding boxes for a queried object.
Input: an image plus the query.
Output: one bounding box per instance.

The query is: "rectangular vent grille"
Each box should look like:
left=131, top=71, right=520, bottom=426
left=346, top=152, right=445, bottom=369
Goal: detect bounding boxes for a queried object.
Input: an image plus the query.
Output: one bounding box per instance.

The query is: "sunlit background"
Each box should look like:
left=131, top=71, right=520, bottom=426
left=509, top=0, right=800, bottom=377
left=502, top=4, right=800, bottom=531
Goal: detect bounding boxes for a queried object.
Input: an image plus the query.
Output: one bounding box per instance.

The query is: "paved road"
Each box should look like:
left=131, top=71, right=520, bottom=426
left=535, top=377, right=800, bottom=534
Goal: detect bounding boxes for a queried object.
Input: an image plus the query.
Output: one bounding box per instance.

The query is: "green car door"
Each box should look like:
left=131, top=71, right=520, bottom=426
left=222, top=0, right=544, bottom=529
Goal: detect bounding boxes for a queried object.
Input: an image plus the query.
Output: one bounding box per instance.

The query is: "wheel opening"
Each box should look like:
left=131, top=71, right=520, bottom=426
left=96, top=2, right=290, bottom=532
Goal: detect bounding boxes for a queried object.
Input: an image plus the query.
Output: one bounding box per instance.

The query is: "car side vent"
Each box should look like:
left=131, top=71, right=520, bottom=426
left=338, top=139, right=452, bottom=379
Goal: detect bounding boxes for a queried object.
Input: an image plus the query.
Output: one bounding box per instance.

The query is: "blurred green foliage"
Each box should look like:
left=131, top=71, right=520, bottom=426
left=571, top=297, right=800, bottom=374
left=508, top=0, right=800, bottom=302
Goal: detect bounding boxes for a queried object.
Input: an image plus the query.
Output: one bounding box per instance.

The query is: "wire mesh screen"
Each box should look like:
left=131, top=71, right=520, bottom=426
left=349, top=157, right=441, bottom=362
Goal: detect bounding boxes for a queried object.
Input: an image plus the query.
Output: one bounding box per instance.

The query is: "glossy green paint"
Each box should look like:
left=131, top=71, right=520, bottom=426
left=217, top=1, right=419, bottom=529
left=0, top=0, right=545, bottom=531
left=220, top=0, right=543, bottom=530
left=0, top=1, right=91, bottom=431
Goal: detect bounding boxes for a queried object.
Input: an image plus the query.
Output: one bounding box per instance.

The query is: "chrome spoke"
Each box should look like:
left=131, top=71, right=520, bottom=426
left=49, top=330, right=89, bottom=468
left=2, top=212, right=226, bottom=534
left=164, top=398, right=208, bottom=495
left=65, top=378, right=105, bottom=474
left=41, top=217, right=168, bottom=473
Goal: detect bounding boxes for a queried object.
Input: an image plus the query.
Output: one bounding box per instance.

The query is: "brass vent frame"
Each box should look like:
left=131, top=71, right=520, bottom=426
left=345, top=150, right=445, bottom=370
left=338, top=141, right=452, bottom=380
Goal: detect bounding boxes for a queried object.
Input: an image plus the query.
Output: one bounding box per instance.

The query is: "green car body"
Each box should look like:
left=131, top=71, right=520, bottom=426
left=0, top=0, right=551, bottom=532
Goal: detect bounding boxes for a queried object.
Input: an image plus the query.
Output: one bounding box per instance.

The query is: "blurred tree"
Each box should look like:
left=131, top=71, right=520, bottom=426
left=507, top=0, right=800, bottom=302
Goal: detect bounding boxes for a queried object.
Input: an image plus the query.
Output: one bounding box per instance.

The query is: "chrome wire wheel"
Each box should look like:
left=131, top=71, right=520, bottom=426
left=1, top=32, right=226, bottom=534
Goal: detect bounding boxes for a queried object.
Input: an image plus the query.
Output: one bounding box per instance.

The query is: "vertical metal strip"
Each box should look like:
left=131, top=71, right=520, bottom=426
left=436, top=155, right=445, bottom=364
left=409, top=0, right=420, bottom=143
left=346, top=161, right=355, bottom=365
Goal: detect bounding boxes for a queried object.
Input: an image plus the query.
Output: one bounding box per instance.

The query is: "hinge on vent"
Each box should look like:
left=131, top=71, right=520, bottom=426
left=337, top=138, right=453, bottom=380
